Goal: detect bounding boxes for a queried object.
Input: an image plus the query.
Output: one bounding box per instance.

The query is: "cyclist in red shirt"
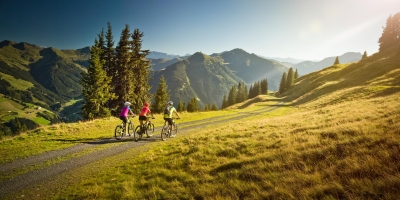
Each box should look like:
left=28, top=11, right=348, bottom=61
left=139, top=102, right=155, bottom=128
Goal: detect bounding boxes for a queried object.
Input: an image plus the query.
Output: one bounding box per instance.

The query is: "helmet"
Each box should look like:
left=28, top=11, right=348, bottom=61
left=167, top=101, right=173, bottom=105
left=124, top=102, right=131, bottom=106
left=144, top=102, right=150, bottom=107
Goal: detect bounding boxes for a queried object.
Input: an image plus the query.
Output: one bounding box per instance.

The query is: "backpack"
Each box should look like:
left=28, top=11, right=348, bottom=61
left=164, top=106, right=171, bottom=115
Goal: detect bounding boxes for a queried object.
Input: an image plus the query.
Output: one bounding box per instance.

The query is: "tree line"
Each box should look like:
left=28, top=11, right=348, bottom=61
left=278, top=67, right=299, bottom=94
left=80, top=22, right=152, bottom=119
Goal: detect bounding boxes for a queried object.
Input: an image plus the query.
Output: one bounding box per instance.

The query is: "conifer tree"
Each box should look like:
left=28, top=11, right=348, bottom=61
left=243, top=84, right=248, bottom=100
left=204, top=104, right=209, bottom=111
left=111, top=24, right=135, bottom=112
left=236, top=82, right=243, bottom=103
left=362, top=51, right=368, bottom=59
left=278, top=71, right=287, bottom=94
left=80, top=39, right=115, bottom=119
left=130, top=28, right=152, bottom=111
left=378, top=14, right=400, bottom=51
left=286, top=67, right=295, bottom=90
left=104, top=22, right=115, bottom=77
left=221, top=94, right=228, bottom=109
left=248, top=84, right=254, bottom=98
left=182, top=102, right=187, bottom=112
left=294, top=69, right=299, bottom=80
left=261, top=78, right=268, bottom=94
left=187, top=97, right=198, bottom=112
left=227, top=85, right=236, bottom=106
left=177, top=101, right=184, bottom=112
left=334, top=56, right=340, bottom=65
left=152, top=75, right=169, bottom=113
left=211, top=103, right=217, bottom=111
left=255, top=81, right=261, bottom=96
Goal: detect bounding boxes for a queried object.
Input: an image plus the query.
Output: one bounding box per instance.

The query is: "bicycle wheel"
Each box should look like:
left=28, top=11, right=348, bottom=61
left=161, top=124, right=168, bottom=141
left=127, top=121, right=134, bottom=136
left=171, top=123, right=178, bottom=137
left=134, top=125, right=142, bottom=142
left=115, top=124, right=124, bottom=140
left=147, top=123, right=154, bottom=137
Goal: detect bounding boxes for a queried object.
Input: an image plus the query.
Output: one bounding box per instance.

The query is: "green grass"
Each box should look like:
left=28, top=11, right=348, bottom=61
left=1, top=46, right=400, bottom=199
left=33, top=117, right=50, bottom=125
left=0, top=72, right=34, bottom=91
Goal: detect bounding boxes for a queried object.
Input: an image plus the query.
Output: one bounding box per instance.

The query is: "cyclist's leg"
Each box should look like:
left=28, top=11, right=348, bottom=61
left=120, top=116, right=128, bottom=135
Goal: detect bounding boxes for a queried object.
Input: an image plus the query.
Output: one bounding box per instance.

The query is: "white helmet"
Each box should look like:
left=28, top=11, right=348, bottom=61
left=167, top=101, right=173, bottom=105
left=124, top=102, right=131, bottom=106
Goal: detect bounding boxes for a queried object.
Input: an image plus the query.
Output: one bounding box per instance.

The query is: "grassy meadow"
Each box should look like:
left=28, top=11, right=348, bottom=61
left=1, top=47, right=400, bottom=199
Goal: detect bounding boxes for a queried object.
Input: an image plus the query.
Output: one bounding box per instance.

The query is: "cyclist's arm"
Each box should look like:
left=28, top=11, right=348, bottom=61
left=174, top=110, right=181, bottom=119
left=129, top=110, right=136, bottom=117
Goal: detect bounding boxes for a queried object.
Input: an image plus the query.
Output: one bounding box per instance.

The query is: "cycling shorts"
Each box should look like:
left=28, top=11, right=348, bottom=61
left=164, top=118, right=173, bottom=125
left=119, top=116, right=128, bottom=124
left=139, top=116, right=147, bottom=121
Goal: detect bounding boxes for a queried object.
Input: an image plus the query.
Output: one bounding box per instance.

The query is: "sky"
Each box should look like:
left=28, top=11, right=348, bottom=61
left=0, top=0, right=399, bottom=61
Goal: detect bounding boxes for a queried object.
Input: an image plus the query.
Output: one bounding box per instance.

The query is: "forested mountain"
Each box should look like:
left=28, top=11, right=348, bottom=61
left=149, top=57, right=184, bottom=71
left=149, top=52, right=244, bottom=107
left=0, top=40, right=87, bottom=105
left=294, top=52, right=362, bottom=75
left=214, top=48, right=288, bottom=90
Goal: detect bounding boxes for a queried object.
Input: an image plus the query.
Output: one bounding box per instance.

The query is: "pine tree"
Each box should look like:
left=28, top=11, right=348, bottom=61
left=80, top=39, right=115, bottom=119
left=248, top=84, right=254, bottom=99
left=378, top=13, right=400, bottom=51
left=334, top=56, right=340, bottom=65
left=243, top=84, right=248, bottom=100
left=111, top=24, right=135, bottom=112
left=362, top=51, right=368, bottom=59
left=130, top=28, right=152, bottom=111
left=187, top=97, right=198, bottom=112
left=151, top=75, right=169, bottom=113
left=104, top=22, right=115, bottom=78
left=221, top=94, right=228, bottom=109
left=261, top=79, right=268, bottom=94
left=294, top=69, right=299, bottom=80
left=278, top=72, right=287, bottom=94
left=236, top=82, right=243, bottom=103
left=211, top=103, right=217, bottom=111
left=204, top=104, right=209, bottom=111
left=177, top=101, right=184, bottom=112
left=227, top=85, right=236, bottom=106
left=286, top=67, right=295, bottom=90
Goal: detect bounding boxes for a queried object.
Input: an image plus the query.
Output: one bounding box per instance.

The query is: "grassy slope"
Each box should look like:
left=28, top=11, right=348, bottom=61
left=0, top=95, right=50, bottom=125
left=1, top=47, right=400, bottom=199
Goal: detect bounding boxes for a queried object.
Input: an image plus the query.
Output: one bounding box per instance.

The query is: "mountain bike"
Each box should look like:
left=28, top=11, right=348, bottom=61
left=114, top=116, right=134, bottom=140
left=134, top=118, right=155, bottom=141
left=161, top=118, right=179, bottom=141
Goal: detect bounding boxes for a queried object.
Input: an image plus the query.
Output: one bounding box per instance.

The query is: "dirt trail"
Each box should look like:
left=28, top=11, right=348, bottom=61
left=0, top=101, right=285, bottom=197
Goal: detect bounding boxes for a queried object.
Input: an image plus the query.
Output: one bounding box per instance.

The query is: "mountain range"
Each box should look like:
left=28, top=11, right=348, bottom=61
left=0, top=39, right=362, bottom=122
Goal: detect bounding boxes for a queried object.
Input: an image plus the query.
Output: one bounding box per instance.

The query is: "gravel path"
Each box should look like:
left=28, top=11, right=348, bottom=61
left=0, top=101, right=284, bottom=197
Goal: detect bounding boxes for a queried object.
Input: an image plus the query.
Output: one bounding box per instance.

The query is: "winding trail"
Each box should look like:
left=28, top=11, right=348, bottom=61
left=0, top=101, right=285, bottom=197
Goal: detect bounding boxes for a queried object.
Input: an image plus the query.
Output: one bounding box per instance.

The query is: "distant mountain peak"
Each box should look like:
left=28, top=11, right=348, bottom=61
left=0, top=40, right=17, bottom=48
left=188, top=52, right=209, bottom=62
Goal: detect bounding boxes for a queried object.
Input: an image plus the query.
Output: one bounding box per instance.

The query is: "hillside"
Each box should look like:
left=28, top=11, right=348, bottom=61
left=284, top=47, right=400, bottom=107
left=0, top=40, right=88, bottom=130
left=294, top=52, right=362, bottom=75
left=150, top=52, right=243, bottom=107
left=215, top=48, right=288, bottom=90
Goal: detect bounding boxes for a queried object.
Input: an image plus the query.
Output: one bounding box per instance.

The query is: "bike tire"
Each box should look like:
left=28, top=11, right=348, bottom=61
left=172, top=123, right=178, bottom=137
left=134, top=125, right=142, bottom=142
left=161, top=124, right=168, bottom=141
left=147, top=123, right=154, bottom=137
left=115, top=124, right=124, bottom=140
left=128, top=121, right=134, bottom=136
